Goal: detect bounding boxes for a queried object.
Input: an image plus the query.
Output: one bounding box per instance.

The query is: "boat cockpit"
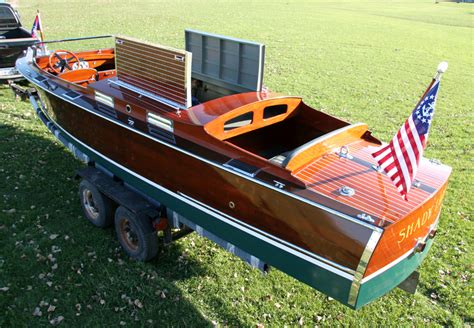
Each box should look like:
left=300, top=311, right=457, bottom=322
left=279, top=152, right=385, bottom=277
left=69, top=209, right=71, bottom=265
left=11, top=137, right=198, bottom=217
left=32, top=33, right=378, bottom=173
left=35, top=48, right=116, bottom=86
left=199, top=95, right=371, bottom=171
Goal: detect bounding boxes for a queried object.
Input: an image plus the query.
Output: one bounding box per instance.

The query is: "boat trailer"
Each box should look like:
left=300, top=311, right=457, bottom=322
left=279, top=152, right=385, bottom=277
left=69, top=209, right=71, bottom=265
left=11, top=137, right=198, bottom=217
left=74, top=164, right=268, bottom=271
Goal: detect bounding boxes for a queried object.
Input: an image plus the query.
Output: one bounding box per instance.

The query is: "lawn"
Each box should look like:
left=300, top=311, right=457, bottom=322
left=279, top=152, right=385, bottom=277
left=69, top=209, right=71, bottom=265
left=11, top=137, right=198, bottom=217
left=0, top=0, right=472, bottom=326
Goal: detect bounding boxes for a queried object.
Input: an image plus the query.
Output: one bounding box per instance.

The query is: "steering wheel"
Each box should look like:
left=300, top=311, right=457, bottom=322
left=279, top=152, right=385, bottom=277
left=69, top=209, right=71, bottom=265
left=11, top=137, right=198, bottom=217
left=48, top=50, right=80, bottom=74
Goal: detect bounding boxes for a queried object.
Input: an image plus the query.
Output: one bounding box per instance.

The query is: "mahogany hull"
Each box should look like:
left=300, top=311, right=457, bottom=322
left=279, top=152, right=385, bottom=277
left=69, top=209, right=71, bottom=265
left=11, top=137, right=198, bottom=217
left=27, top=86, right=361, bottom=305
left=39, top=87, right=374, bottom=272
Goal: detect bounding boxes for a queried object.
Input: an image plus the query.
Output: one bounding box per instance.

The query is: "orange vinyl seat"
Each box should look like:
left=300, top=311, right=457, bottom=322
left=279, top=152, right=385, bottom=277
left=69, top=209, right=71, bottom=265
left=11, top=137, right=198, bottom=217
left=58, top=68, right=98, bottom=86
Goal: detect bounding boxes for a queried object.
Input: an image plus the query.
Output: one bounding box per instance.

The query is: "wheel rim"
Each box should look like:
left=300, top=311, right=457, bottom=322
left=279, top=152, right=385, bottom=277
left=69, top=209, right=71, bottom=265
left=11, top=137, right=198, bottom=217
left=119, top=219, right=139, bottom=251
left=82, top=189, right=99, bottom=220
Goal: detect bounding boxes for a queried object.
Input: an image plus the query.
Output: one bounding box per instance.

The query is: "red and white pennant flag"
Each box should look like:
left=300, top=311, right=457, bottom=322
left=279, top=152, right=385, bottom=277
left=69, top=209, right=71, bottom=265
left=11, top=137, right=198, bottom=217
left=31, top=10, right=44, bottom=42
left=372, top=62, right=448, bottom=201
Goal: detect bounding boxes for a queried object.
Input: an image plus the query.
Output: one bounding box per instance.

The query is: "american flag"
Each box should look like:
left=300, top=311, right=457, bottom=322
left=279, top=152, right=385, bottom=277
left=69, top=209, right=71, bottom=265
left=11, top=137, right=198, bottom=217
left=372, top=80, right=441, bottom=201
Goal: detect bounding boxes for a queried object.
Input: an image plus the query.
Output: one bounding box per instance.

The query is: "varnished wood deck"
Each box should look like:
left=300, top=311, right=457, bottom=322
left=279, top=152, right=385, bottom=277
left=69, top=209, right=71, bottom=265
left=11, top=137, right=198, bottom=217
left=294, top=140, right=448, bottom=224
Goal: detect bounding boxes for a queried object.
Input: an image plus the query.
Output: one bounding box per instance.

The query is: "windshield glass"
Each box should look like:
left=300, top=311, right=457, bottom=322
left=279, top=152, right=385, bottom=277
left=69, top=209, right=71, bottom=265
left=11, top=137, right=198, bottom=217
left=0, top=6, right=19, bottom=28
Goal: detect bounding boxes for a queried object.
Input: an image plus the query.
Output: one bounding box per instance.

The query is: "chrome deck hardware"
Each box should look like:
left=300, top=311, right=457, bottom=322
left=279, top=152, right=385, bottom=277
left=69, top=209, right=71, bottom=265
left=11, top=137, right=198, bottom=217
left=339, top=186, right=355, bottom=197
left=414, top=238, right=426, bottom=253
left=428, top=226, right=438, bottom=239
left=357, top=213, right=375, bottom=223
left=371, top=164, right=383, bottom=173
left=412, top=180, right=421, bottom=188
left=338, top=146, right=353, bottom=160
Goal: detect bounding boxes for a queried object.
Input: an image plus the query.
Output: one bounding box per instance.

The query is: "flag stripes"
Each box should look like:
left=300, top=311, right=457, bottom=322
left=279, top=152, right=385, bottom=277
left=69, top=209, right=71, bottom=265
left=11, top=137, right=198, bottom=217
left=31, top=11, right=44, bottom=42
left=372, top=80, right=441, bottom=200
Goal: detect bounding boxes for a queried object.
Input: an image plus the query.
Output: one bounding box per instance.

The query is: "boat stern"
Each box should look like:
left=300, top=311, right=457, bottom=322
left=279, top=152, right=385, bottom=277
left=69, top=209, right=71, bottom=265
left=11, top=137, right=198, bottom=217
left=349, top=168, right=451, bottom=309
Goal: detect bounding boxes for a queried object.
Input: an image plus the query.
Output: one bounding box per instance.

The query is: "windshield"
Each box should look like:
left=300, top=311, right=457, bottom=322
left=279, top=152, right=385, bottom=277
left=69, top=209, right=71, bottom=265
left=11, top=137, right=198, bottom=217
left=0, top=6, right=19, bottom=29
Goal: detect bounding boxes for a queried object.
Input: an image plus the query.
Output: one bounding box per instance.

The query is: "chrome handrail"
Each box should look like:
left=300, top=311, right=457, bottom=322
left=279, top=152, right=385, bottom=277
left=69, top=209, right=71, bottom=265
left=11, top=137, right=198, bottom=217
left=32, top=35, right=113, bottom=45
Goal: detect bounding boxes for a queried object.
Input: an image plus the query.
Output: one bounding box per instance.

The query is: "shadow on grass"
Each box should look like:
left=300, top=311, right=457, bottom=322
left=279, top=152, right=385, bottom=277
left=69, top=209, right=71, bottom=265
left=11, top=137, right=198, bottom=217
left=0, top=113, right=246, bottom=326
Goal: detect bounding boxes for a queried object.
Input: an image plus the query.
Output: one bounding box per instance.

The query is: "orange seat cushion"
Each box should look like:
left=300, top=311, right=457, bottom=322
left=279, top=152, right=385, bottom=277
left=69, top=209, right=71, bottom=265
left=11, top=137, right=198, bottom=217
left=58, top=68, right=98, bottom=84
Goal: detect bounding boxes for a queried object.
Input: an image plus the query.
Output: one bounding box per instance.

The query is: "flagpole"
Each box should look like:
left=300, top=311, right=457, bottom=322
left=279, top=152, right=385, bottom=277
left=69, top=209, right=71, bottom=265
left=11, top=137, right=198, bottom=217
left=37, top=10, right=45, bottom=42
left=434, top=61, right=448, bottom=81
left=414, top=62, right=448, bottom=109
left=372, top=62, right=447, bottom=200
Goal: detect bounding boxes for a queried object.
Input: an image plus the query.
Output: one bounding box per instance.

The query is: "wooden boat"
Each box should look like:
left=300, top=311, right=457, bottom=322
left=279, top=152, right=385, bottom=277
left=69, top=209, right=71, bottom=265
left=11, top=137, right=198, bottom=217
left=14, top=31, right=451, bottom=309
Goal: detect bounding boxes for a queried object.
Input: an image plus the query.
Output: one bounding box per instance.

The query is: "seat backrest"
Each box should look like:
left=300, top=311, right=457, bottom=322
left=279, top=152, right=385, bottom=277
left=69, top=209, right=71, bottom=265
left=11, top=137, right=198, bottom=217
left=185, top=29, right=265, bottom=94
left=115, top=35, right=192, bottom=109
left=58, top=68, right=97, bottom=84
left=282, top=123, right=369, bottom=172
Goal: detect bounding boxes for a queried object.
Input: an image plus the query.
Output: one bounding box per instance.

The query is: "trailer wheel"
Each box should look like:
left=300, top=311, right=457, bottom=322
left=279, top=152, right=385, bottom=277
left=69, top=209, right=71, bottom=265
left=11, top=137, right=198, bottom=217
left=114, top=206, right=158, bottom=261
left=79, top=179, right=115, bottom=228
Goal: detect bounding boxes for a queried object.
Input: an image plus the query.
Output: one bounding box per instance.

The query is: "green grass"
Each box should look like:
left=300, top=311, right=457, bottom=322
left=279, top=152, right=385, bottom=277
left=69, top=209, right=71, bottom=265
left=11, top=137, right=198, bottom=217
left=1, top=0, right=472, bottom=326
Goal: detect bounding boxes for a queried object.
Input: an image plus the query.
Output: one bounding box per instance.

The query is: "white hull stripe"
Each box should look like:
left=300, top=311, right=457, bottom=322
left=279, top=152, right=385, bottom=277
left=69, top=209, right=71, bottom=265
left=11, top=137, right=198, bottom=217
left=23, top=64, right=428, bottom=285
left=20, top=66, right=382, bottom=233
left=32, top=84, right=429, bottom=286
left=32, top=96, right=354, bottom=280
left=177, top=191, right=355, bottom=275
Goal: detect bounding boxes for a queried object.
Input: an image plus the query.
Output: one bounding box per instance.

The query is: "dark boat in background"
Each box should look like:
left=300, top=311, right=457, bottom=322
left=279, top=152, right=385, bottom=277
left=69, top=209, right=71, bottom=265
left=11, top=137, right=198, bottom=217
left=0, top=3, right=36, bottom=82
left=14, top=31, right=451, bottom=309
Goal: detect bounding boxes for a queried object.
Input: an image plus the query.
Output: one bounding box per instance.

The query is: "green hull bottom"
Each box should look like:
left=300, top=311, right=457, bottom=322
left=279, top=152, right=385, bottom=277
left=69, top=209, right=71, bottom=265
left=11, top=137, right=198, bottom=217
left=354, top=238, right=434, bottom=309
left=47, top=116, right=354, bottom=305
left=37, top=103, right=433, bottom=309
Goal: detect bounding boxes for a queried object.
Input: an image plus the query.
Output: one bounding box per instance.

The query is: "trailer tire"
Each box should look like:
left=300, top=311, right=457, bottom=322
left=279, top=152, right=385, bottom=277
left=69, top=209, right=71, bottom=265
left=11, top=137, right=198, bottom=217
left=79, top=179, right=115, bottom=228
left=114, top=206, right=158, bottom=261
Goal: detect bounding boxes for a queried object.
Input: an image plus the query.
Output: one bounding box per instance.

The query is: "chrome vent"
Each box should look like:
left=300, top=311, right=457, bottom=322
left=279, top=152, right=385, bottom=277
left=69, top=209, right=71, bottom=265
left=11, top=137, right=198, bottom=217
left=96, top=103, right=116, bottom=119
left=63, top=90, right=81, bottom=100
left=147, top=113, right=173, bottom=132
left=148, top=125, right=176, bottom=144
left=95, top=91, right=114, bottom=108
